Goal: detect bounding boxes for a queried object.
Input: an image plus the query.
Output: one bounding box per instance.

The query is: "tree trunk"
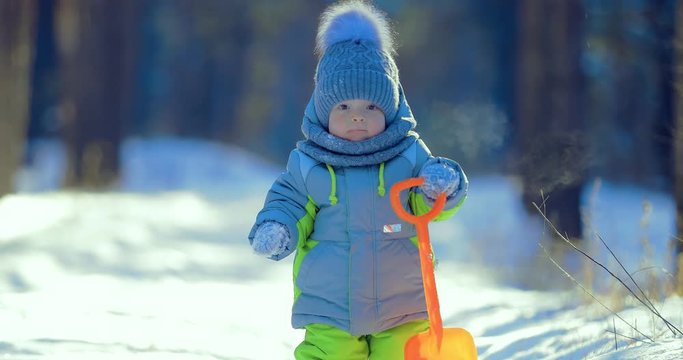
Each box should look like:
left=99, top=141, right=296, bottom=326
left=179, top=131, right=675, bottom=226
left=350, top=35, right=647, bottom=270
left=28, top=0, right=59, bottom=139
left=674, top=0, right=683, bottom=294
left=0, top=0, right=37, bottom=197
left=515, top=0, right=585, bottom=240
left=55, top=0, right=138, bottom=189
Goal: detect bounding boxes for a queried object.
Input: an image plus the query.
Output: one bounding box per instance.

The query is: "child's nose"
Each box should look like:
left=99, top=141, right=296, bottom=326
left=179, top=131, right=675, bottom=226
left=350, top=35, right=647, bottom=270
left=352, top=114, right=365, bottom=122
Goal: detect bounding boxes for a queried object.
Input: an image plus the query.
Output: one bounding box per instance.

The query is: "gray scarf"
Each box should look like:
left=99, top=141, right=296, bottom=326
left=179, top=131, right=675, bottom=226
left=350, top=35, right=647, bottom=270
left=297, top=85, right=419, bottom=167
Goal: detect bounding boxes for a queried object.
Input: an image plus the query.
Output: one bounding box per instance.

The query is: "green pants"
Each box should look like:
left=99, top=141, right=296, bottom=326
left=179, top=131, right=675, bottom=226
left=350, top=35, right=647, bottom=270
left=294, top=320, right=430, bottom=360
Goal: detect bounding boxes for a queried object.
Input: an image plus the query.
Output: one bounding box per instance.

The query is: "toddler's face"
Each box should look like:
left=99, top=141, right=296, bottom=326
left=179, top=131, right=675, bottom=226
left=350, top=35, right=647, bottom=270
left=328, top=99, right=386, bottom=141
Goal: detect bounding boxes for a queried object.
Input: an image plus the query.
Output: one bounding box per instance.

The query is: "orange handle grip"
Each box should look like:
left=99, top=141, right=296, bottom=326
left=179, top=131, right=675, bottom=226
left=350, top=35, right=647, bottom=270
left=389, top=177, right=447, bottom=226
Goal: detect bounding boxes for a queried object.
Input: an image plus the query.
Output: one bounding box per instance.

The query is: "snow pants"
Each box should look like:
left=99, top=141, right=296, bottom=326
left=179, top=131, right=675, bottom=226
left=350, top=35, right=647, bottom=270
left=294, top=320, right=430, bottom=360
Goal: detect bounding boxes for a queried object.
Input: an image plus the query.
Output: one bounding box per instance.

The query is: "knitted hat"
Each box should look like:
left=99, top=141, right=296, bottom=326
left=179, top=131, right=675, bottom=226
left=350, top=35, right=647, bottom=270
left=313, top=1, right=400, bottom=128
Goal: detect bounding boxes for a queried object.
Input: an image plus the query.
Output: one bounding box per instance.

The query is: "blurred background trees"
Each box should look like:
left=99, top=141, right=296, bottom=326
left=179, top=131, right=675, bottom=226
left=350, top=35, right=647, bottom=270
left=515, top=0, right=585, bottom=240
left=675, top=0, right=683, bottom=293
left=55, top=0, right=139, bottom=188
left=0, top=0, right=36, bottom=196
left=0, top=0, right=681, bottom=284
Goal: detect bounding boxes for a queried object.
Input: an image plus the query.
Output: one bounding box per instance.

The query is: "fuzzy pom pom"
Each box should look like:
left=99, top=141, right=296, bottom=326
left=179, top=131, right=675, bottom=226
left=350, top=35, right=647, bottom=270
left=252, top=221, right=290, bottom=257
left=419, top=163, right=460, bottom=201
left=316, top=0, right=394, bottom=56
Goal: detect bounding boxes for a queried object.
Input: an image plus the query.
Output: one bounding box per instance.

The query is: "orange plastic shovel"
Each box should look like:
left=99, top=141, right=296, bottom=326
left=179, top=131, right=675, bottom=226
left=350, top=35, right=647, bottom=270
left=390, top=177, right=477, bottom=360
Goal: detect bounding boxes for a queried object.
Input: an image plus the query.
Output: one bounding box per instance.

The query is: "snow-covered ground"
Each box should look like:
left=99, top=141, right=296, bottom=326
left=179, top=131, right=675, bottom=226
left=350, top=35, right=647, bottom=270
left=1, top=138, right=681, bottom=359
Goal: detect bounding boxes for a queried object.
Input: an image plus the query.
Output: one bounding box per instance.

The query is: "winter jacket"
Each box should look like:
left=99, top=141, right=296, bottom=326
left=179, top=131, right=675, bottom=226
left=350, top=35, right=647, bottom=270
left=249, top=139, right=467, bottom=336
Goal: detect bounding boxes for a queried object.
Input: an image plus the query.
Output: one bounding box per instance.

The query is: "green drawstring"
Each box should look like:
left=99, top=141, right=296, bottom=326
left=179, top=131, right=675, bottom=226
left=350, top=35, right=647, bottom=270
left=377, top=162, right=386, bottom=197
left=325, top=163, right=384, bottom=203
left=325, top=164, right=338, bottom=205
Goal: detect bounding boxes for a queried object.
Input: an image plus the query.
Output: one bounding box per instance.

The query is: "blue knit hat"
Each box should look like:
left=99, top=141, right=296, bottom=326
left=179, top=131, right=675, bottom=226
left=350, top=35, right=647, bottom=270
left=313, top=1, right=400, bottom=128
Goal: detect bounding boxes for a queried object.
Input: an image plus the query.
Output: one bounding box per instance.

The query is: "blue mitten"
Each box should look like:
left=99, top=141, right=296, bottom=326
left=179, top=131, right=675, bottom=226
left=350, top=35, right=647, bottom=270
left=252, top=221, right=290, bottom=257
left=419, top=163, right=460, bottom=201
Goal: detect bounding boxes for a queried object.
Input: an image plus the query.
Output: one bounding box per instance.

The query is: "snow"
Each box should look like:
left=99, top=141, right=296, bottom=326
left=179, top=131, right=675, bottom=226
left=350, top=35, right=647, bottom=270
left=1, top=138, right=681, bottom=359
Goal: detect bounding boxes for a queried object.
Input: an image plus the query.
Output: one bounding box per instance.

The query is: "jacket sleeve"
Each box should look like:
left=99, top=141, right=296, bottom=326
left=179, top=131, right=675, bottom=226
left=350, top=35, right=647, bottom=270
left=249, top=150, right=317, bottom=261
left=409, top=140, right=468, bottom=222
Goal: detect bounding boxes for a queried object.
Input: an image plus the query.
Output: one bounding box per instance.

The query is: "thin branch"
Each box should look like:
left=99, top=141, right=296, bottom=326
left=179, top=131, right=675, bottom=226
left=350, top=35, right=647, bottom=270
left=630, top=266, right=676, bottom=280
left=534, top=203, right=641, bottom=298
left=533, top=202, right=683, bottom=336
left=539, top=190, right=549, bottom=212
left=538, top=243, right=654, bottom=343
left=605, top=328, right=651, bottom=345
left=596, top=233, right=682, bottom=336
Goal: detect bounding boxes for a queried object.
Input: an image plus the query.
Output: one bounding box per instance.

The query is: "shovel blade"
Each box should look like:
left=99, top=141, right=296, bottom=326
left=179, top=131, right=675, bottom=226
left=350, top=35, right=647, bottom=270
left=404, top=328, right=477, bottom=360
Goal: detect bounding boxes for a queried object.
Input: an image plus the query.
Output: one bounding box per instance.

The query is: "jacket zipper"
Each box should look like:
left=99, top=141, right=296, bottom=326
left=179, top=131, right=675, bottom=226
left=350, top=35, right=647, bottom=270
left=371, top=166, right=379, bottom=317
left=343, top=168, right=353, bottom=332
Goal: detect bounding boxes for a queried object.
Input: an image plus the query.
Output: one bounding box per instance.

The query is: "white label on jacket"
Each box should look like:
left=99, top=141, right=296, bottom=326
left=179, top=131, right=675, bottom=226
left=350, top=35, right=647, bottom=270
left=383, top=224, right=402, bottom=233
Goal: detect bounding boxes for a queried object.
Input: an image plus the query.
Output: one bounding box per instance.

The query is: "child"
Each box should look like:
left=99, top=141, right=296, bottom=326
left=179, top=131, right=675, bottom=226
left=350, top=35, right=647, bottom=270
left=249, top=1, right=468, bottom=359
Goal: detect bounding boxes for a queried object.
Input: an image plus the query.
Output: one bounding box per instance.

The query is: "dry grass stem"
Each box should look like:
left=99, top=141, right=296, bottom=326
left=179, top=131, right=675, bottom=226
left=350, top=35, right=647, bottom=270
left=533, top=202, right=683, bottom=338
left=538, top=243, right=654, bottom=343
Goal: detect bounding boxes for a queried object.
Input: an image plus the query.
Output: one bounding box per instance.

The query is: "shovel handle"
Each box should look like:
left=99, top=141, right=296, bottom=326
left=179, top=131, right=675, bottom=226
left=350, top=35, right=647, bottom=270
left=389, top=177, right=446, bottom=227
left=390, top=177, right=448, bottom=351
left=392, top=178, right=478, bottom=359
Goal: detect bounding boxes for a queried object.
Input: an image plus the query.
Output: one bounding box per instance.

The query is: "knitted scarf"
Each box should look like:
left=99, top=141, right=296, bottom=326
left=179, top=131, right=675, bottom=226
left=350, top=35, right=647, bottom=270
left=297, top=85, right=419, bottom=167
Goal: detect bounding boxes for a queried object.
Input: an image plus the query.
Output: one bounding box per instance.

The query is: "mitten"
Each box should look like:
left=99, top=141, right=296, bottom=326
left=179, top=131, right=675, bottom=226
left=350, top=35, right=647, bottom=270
left=252, top=221, right=290, bottom=257
left=419, top=163, right=460, bottom=201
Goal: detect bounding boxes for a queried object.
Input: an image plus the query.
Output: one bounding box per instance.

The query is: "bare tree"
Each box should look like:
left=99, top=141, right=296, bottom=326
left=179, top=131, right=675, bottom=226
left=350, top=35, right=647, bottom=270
left=0, top=0, right=37, bottom=197
left=515, top=0, right=586, bottom=240
left=674, top=0, right=683, bottom=294
left=55, top=0, right=139, bottom=188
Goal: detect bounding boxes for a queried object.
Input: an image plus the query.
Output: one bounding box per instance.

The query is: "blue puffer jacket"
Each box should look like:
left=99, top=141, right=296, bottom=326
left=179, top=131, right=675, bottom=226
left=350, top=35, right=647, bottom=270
left=249, top=140, right=467, bottom=335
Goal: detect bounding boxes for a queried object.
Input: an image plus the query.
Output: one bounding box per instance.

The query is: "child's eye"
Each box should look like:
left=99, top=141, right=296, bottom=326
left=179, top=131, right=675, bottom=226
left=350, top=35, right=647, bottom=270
left=367, top=104, right=378, bottom=110
left=337, top=104, right=348, bottom=110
